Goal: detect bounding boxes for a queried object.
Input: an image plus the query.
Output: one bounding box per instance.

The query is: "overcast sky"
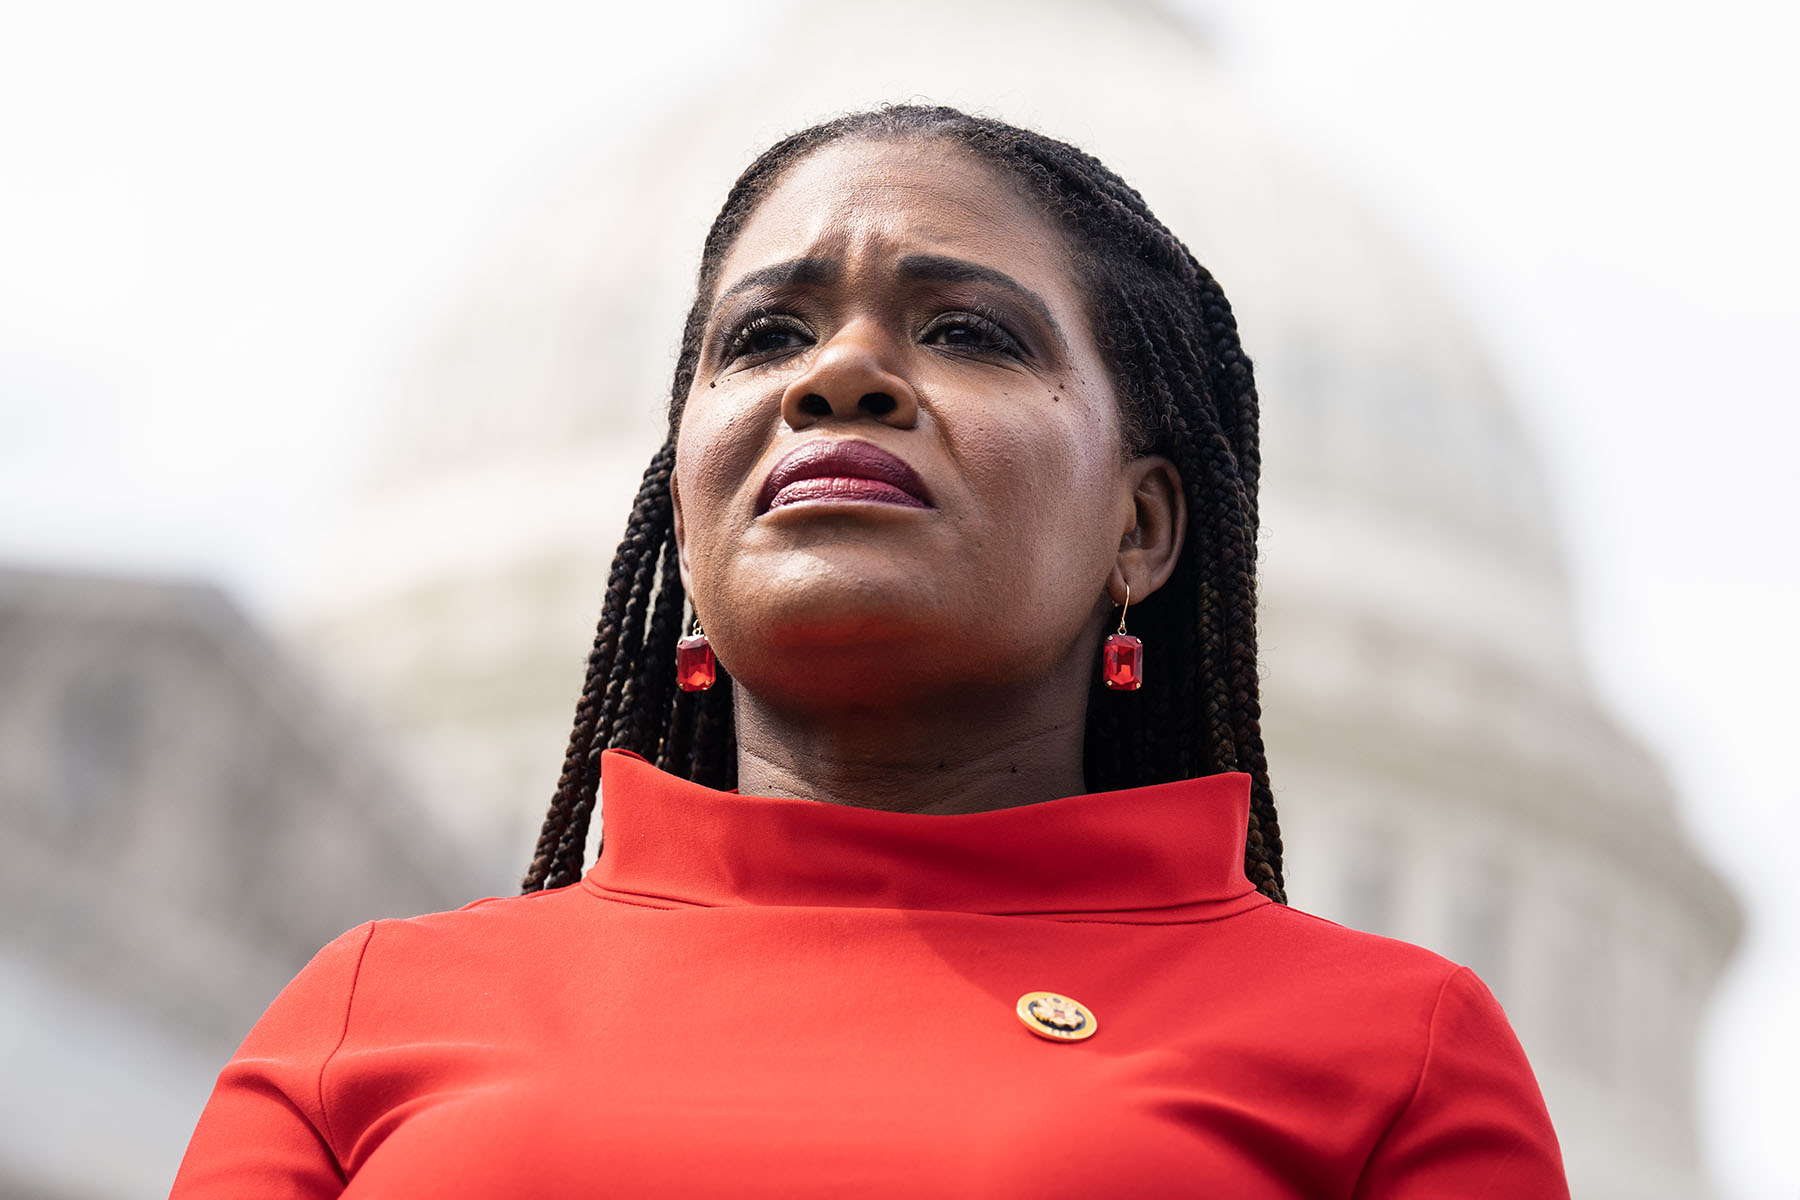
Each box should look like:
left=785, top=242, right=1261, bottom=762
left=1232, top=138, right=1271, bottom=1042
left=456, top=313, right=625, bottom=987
left=1, top=2, right=1794, bottom=1196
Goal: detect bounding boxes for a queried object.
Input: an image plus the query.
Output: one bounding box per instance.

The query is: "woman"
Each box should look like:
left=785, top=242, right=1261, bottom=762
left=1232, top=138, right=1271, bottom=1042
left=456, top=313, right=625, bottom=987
left=173, top=106, right=1568, bottom=1197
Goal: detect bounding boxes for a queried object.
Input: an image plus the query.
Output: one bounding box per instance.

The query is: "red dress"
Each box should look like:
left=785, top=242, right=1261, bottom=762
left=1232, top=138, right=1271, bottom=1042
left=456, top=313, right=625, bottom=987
left=173, top=750, right=1568, bottom=1198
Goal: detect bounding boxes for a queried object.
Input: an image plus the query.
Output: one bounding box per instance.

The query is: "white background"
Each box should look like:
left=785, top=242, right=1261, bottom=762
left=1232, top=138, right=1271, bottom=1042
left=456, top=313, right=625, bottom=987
left=1, top=2, right=1793, bottom=1195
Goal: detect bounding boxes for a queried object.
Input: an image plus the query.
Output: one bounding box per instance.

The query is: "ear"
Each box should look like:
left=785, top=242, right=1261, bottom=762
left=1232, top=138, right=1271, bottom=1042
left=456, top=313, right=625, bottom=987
left=671, top=466, right=694, bottom=597
left=1107, top=456, right=1185, bottom=607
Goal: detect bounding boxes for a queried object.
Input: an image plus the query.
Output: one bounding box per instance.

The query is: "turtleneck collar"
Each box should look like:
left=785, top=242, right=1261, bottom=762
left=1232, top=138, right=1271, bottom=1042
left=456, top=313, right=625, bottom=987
left=582, top=750, right=1268, bottom=924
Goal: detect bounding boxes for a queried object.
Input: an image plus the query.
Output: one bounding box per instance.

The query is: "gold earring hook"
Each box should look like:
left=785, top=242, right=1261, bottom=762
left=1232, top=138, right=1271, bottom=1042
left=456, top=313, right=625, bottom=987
left=1117, top=582, right=1131, bottom=635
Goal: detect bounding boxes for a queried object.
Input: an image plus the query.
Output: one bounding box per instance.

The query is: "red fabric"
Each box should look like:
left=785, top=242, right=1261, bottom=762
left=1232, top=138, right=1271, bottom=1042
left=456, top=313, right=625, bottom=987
left=173, top=750, right=1567, bottom=1198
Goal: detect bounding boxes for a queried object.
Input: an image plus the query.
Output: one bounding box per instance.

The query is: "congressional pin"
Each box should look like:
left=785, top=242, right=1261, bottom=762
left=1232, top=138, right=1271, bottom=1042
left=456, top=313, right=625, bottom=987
left=1016, top=991, right=1097, bottom=1042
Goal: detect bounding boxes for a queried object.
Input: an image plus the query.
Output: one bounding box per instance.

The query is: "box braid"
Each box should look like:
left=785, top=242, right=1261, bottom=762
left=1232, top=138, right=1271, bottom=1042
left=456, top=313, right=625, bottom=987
left=525, top=105, right=1284, bottom=903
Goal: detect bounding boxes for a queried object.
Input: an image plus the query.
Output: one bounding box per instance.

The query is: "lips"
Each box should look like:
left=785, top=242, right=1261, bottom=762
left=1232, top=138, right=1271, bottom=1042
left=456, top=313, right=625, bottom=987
left=756, top=439, right=934, bottom=514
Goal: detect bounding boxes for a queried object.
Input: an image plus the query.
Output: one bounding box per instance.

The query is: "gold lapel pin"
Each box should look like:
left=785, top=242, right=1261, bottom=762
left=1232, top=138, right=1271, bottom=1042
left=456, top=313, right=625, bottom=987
left=1016, top=991, right=1097, bottom=1042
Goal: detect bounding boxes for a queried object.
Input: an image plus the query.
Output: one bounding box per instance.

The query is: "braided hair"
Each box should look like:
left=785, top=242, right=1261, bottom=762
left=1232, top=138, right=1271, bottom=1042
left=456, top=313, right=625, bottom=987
left=524, top=105, right=1285, bottom=903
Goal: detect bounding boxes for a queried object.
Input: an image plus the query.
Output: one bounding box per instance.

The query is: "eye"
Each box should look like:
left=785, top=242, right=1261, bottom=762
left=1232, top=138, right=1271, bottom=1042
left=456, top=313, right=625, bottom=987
left=921, top=309, right=1026, bottom=360
left=722, top=311, right=814, bottom=365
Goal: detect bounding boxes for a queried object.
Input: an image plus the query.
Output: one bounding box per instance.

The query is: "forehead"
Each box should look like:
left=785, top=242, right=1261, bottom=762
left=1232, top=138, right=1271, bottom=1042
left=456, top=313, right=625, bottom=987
left=714, top=138, right=1076, bottom=295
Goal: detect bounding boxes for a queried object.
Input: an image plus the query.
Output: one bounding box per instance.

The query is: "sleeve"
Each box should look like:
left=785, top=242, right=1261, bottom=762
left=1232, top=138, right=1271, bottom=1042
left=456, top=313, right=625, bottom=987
left=169, top=922, right=376, bottom=1199
left=1353, top=966, right=1570, bottom=1200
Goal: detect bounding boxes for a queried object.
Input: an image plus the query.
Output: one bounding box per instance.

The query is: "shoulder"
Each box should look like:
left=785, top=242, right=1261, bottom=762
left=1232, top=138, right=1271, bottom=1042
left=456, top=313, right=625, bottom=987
left=232, top=885, right=595, bottom=1043
left=391, top=879, right=592, bottom=929
left=1208, top=907, right=1553, bottom=1142
left=1201, top=902, right=1517, bottom=1043
left=1237, top=900, right=1469, bottom=986
left=245, top=883, right=598, bottom=1034
left=351, top=881, right=594, bottom=967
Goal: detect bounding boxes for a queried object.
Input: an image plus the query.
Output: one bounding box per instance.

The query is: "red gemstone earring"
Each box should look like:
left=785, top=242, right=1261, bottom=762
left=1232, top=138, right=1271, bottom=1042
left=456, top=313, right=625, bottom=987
left=676, top=612, right=716, bottom=692
left=1102, top=583, right=1143, bottom=691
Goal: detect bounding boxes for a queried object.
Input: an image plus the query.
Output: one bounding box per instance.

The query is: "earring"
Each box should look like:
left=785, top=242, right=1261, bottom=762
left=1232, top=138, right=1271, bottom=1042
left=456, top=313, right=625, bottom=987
left=676, top=611, right=716, bottom=692
left=1102, top=583, right=1143, bottom=691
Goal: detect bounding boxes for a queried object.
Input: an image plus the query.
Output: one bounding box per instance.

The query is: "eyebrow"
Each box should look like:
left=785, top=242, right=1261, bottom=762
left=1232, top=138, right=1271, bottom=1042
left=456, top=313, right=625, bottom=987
left=707, top=253, right=1067, bottom=349
left=894, top=254, right=1066, bottom=347
left=709, top=257, right=840, bottom=322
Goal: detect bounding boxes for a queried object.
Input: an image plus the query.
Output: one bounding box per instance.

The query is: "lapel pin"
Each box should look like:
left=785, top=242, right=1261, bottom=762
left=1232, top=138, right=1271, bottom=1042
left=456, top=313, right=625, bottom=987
left=1016, top=991, right=1097, bottom=1042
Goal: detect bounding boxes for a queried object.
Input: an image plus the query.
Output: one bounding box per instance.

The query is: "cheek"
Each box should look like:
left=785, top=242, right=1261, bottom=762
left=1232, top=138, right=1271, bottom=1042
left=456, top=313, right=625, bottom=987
left=949, top=394, right=1123, bottom=575
left=675, top=393, right=770, bottom=556
left=959, top=388, right=1119, bottom=514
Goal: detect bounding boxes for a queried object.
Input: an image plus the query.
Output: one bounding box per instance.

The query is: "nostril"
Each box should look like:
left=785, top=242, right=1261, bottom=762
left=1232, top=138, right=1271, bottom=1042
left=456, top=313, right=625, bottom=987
left=798, top=394, right=831, bottom=418
left=860, top=392, right=897, bottom=417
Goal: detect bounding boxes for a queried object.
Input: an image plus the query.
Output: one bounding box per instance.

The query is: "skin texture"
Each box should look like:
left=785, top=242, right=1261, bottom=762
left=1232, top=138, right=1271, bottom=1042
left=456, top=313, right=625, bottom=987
left=672, top=138, right=1187, bottom=815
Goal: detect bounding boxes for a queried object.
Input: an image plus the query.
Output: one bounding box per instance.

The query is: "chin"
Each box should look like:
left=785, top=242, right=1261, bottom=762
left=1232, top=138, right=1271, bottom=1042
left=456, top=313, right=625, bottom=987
left=730, top=586, right=944, bottom=653
left=708, top=583, right=952, bottom=691
left=715, top=545, right=951, bottom=625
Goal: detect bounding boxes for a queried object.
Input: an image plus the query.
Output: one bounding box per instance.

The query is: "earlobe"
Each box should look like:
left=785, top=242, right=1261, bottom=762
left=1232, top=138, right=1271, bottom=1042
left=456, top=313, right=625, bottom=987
left=1111, top=456, right=1186, bottom=605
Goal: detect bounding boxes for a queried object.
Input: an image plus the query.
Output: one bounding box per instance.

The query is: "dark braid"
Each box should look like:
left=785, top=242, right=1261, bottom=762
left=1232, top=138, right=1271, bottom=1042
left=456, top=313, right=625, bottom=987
left=524, top=441, right=677, bottom=890
left=526, top=105, right=1285, bottom=903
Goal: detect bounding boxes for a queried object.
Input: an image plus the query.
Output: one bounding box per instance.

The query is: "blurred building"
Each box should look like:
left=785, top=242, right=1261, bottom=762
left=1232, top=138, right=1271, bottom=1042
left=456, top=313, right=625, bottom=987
left=295, top=2, right=1739, bottom=1196
left=0, top=569, right=488, bottom=1199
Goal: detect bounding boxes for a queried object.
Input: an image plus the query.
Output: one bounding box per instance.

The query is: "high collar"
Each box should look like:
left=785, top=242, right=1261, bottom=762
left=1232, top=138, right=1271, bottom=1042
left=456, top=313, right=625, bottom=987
left=583, top=750, right=1268, bottom=924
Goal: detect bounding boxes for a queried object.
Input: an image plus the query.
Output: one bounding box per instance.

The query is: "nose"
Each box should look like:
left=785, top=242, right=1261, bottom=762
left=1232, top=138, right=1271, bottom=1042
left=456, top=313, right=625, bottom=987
left=780, top=320, right=920, bottom=430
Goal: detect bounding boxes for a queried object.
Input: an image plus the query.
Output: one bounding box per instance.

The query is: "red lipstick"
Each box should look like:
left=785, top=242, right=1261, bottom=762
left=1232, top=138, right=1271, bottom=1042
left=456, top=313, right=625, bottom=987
left=757, top=440, right=933, bottom=514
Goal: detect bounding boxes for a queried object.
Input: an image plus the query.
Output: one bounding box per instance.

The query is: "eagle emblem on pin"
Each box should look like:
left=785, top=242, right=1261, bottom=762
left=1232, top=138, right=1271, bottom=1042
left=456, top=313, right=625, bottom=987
left=1016, top=991, right=1097, bottom=1041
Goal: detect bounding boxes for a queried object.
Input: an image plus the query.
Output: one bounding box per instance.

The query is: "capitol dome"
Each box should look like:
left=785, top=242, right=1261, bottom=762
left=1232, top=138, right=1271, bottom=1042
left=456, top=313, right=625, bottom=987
left=299, top=2, right=1737, bottom=1194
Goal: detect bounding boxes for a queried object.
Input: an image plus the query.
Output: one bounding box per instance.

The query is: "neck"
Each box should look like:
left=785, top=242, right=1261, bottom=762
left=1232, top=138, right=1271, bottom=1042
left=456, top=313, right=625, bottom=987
left=732, top=677, right=1091, bottom=816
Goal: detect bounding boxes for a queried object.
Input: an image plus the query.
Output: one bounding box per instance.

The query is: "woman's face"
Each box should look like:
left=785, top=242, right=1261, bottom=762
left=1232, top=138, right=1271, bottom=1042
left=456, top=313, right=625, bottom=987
left=673, top=137, right=1174, bottom=712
